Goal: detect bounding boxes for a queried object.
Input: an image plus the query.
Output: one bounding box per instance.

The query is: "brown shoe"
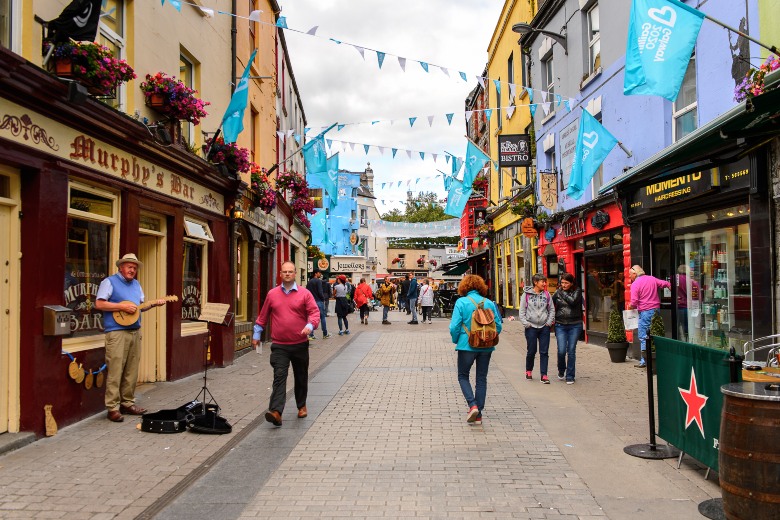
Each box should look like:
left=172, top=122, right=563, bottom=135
left=297, top=406, right=308, bottom=418
left=265, top=410, right=282, bottom=426
left=107, top=410, right=124, bottom=422
left=119, top=404, right=147, bottom=415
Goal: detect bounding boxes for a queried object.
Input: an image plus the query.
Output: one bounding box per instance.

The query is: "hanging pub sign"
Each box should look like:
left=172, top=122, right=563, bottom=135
left=628, top=168, right=718, bottom=216
left=540, top=172, right=558, bottom=210
left=472, top=207, right=487, bottom=227
left=521, top=217, right=538, bottom=238
left=498, top=134, right=531, bottom=167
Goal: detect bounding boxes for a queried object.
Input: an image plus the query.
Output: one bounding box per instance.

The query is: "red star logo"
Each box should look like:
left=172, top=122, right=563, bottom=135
left=678, top=368, right=709, bottom=437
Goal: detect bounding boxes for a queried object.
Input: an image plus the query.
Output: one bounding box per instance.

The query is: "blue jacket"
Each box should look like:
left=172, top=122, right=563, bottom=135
left=449, top=290, right=503, bottom=352
left=407, top=278, right=418, bottom=299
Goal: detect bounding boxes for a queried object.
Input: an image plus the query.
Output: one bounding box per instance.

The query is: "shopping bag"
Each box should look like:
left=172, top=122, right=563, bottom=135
left=623, top=309, right=639, bottom=330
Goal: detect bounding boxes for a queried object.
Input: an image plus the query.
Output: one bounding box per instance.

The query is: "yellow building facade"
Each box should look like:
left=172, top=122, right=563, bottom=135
left=486, top=0, right=536, bottom=313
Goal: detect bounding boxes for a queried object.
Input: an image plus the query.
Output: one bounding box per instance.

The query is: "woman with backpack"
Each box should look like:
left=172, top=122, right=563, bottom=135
left=449, top=274, right=503, bottom=425
left=520, top=273, right=556, bottom=384
left=332, top=275, right=352, bottom=335
left=552, top=273, right=583, bottom=384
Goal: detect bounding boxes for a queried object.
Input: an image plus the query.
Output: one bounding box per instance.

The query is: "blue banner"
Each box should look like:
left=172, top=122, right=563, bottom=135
left=310, top=208, right=329, bottom=247
left=323, top=153, right=339, bottom=209
left=302, top=124, right=336, bottom=176
left=567, top=110, right=618, bottom=200
left=624, top=0, right=704, bottom=101
left=461, top=140, right=490, bottom=187
left=444, top=178, right=473, bottom=218
left=222, top=49, right=258, bottom=143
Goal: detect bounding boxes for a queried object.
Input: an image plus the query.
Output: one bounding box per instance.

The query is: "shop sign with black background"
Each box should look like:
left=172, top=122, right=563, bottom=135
left=498, top=134, right=531, bottom=167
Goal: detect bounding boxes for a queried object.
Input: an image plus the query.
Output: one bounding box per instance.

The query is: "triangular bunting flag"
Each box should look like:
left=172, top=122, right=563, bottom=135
left=485, top=109, right=492, bottom=122
left=276, top=16, right=287, bottom=28
left=446, top=113, right=454, bottom=125
left=349, top=142, right=355, bottom=151
left=337, top=124, right=345, bottom=131
left=556, top=94, right=563, bottom=107
left=459, top=71, right=468, bottom=81
left=306, top=26, right=318, bottom=35
left=477, top=76, right=485, bottom=89
left=330, top=38, right=342, bottom=44
left=398, top=57, right=406, bottom=71
left=419, top=61, right=429, bottom=72
left=293, top=134, right=300, bottom=145
left=506, top=105, right=516, bottom=119
left=529, top=104, right=538, bottom=118
left=427, top=115, right=434, bottom=127
left=541, top=102, right=550, bottom=116
left=353, top=45, right=365, bottom=60
left=371, top=120, right=379, bottom=125
left=397, top=181, right=402, bottom=187
left=509, top=83, right=517, bottom=101
left=465, top=111, right=473, bottom=123
left=440, top=67, right=450, bottom=77
left=363, top=144, right=370, bottom=154
left=540, top=91, right=548, bottom=105
left=526, top=87, right=534, bottom=103
left=493, top=79, right=501, bottom=95
left=392, top=148, right=398, bottom=158
left=276, top=131, right=285, bottom=142
left=326, top=139, right=332, bottom=149
left=376, top=51, right=385, bottom=69
left=432, top=153, right=438, bottom=162
left=406, top=150, right=412, bottom=159
left=381, top=183, right=386, bottom=189
left=378, top=146, right=385, bottom=155
left=416, top=178, right=421, bottom=184
left=409, top=117, right=417, bottom=127
left=419, top=152, right=425, bottom=160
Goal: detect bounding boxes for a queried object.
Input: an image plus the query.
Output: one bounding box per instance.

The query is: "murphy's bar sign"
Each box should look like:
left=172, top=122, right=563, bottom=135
left=629, top=168, right=717, bottom=216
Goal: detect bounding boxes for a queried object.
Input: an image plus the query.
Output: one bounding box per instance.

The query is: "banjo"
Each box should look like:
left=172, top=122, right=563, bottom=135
left=112, top=295, right=178, bottom=326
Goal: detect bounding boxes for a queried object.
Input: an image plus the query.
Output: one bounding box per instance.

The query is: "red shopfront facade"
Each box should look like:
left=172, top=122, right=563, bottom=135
left=536, top=202, right=631, bottom=345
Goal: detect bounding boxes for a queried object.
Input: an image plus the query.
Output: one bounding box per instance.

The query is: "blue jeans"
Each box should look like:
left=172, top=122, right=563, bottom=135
left=383, top=305, right=390, bottom=321
left=457, top=350, right=492, bottom=412
left=638, top=309, right=657, bottom=359
left=555, top=323, right=582, bottom=381
left=316, top=301, right=328, bottom=336
left=409, top=298, right=418, bottom=321
left=525, top=326, right=551, bottom=375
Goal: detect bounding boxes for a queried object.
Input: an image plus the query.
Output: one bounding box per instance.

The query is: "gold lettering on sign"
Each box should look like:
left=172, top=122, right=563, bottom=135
left=645, top=171, right=702, bottom=195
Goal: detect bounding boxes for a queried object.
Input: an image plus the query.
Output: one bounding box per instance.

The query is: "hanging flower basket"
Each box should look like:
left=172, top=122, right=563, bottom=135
left=734, top=55, right=780, bottom=102
left=44, top=41, right=135, bottom=97
left=140, top=72, right=210, bottom=125
left=205, top=136, right=251, bottom=174
left=392, top=257, right=401, bottom=264
left=471, top=172, right=489, bottom=191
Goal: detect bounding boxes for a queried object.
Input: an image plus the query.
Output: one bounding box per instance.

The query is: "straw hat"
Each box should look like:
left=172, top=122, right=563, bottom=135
left=116, top=253, right=143, bottom=268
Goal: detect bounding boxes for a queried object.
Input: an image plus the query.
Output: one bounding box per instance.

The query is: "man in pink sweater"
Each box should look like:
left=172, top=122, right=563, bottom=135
left=252, top=261, right=320, bottom=426
left=628, top=264, right=671, bottom=368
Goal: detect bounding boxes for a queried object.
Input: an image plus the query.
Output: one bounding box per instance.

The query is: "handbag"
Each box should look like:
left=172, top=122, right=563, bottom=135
left=623, top=309, right=639, bottom=330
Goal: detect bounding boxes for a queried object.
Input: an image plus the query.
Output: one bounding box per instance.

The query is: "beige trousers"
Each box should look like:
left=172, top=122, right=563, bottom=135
left=104, top=330, right=141, bottom=411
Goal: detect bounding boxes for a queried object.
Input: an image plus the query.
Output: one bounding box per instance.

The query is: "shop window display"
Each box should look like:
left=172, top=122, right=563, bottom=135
left=585, top=252, right=625, bottom=335
left=674, top=221, right=751, bottom=350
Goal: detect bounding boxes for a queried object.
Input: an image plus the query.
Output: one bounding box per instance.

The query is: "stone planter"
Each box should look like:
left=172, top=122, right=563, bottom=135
left=606, top=342, right=629, bottom=363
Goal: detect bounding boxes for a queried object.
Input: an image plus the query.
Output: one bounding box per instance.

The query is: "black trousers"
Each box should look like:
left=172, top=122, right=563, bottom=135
left=268, top=341, right=309, bottom=414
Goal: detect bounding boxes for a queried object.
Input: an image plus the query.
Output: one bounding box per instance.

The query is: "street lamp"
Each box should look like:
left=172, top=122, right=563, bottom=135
left=512, top=23, right=568, bottom=54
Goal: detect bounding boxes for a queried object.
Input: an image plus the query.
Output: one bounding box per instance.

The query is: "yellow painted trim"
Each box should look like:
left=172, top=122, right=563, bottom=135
left=493, top=210, right=520, bottom=230
left=0, top=167, right=20, bottom=432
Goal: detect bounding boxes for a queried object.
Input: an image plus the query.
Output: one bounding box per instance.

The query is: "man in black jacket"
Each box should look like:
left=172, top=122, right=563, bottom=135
left=306, top=270, right=331, bottom=339
left=400, top=274, right=411, bottom=314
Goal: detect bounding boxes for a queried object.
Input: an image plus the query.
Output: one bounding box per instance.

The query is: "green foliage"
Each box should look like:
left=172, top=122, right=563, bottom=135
left=607, top=306, right=627, bottom=343
left=649, top=311, right=665, bottom=351
left=380, top=191, right=458, bottom=248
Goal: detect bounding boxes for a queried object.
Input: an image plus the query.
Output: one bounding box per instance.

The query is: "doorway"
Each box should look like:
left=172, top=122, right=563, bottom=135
left=0, top=169, right=20, bottom=433
left=137, top=214, right=167, bottom=382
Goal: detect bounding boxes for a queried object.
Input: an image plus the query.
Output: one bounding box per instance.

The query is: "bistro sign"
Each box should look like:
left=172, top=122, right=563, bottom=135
left=498, top=134, right=531, bottom=167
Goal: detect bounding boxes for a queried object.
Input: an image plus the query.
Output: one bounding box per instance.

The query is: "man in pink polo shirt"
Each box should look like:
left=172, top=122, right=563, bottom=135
left=628, top=264, right=671, bottom=368
left=252, top=261, right=320, bottom=426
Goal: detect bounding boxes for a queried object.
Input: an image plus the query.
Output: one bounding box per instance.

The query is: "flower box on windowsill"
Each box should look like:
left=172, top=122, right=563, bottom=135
left=51, top=58, right=117, bottom=98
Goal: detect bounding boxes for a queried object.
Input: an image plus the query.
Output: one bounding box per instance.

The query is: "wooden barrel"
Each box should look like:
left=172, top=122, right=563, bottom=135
left=719, top=382, right=780, bottom=520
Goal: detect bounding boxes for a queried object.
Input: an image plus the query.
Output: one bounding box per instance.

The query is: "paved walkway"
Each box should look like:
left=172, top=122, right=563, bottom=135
left=0, top=314, right=721, bottom=519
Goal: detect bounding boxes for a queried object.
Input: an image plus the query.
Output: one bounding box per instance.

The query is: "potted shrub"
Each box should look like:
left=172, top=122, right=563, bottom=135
left=606, top=305, right=629, bottom=363
left=648, top=310, right=665, bottom=374
left=139, top=72, right=210, bottom=125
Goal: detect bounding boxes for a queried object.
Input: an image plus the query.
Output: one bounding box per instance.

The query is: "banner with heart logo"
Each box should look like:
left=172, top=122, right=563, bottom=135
left=566, top=110, right=619, bottom=201
left=623, top=0, right=704, bottom=101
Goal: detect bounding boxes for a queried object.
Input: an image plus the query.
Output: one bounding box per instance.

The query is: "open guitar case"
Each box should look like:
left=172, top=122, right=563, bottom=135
left=141, top=338, right=232, bottom=435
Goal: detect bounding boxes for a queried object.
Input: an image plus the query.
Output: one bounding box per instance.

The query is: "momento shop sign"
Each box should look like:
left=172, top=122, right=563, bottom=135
left=628, top=168, right=717, bottom=216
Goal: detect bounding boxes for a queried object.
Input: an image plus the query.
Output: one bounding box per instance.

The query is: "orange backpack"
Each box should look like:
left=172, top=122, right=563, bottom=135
left=461, top=296, right=499, bottom=348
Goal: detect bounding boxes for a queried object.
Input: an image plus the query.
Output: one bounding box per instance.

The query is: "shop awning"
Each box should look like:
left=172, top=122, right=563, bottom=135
left=600, top=75, right=780, bottom=194
left=442, top=263, right=470, bottom=276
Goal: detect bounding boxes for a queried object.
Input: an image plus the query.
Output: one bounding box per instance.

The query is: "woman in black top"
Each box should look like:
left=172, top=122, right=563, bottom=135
left=552, top=273, right=583, bottom=384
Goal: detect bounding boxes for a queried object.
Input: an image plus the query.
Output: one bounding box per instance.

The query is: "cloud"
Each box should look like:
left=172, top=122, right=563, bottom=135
left=280, top=0, right=499, bottom=212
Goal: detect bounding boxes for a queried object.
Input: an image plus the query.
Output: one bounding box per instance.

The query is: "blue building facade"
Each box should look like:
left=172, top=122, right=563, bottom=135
left=523, top=0, right=776, bottom=350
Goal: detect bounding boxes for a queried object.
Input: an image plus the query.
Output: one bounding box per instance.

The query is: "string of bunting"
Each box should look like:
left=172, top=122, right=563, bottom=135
left=62, top=351, right=106, bottom=390
left=162, top=0, right=576, bottom=107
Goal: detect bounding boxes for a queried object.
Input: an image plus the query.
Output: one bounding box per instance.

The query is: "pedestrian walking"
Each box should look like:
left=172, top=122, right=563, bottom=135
left=252, top=261, right=320, bottom=427
left=449, top=274, right=503, bottom=425
left=95, top=253, right=166, bottom=422
left=628, top=264, right=671, bottom=368
left=419, top=278, right=434, bottom=323
left=520, top=273, right=555, bottom=384
left=378, top=278, right=395, bottom=324
left=354, top=278, right=373, bottom=325
left=552, top=273, right=583, bottom=384
left=407, top=275, right=419, bottom=324
left=305, top=269, right=331, bottom=339
left=332, top=274, right=353, bottom=335
left=400, top=274, right=411, bottom=314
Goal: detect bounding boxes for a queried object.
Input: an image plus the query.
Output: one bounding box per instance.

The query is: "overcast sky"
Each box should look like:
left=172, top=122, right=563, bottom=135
left=278, top=1, right=501, bottom=214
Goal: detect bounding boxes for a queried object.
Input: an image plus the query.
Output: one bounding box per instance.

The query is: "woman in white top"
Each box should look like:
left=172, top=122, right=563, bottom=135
left=418, top=278, right=435, bottom=324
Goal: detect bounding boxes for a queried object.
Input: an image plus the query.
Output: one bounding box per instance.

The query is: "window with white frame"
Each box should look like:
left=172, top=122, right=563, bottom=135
left=64, top=183, right=119, bottom=338
left=182, top=217, right=212, bottom=326
left=673, top=56, right=698, bottom=141
left=543, top=56, right=554, bottom=103
left=98, top=0, right=125, bottom=109
left=587, top=3, right=601, bottom=75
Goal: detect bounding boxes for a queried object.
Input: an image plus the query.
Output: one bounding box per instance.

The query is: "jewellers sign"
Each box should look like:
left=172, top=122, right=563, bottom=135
left=331, top=256, right=366, bottom=272
left=498, top=134, right=531, bottom=167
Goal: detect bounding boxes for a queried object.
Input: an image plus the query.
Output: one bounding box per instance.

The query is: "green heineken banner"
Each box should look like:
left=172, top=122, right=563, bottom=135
left=656, top=337, right=739, bottom=471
